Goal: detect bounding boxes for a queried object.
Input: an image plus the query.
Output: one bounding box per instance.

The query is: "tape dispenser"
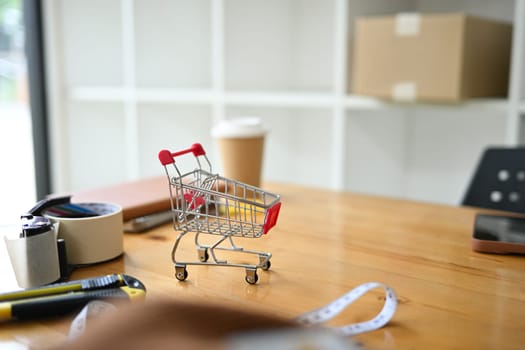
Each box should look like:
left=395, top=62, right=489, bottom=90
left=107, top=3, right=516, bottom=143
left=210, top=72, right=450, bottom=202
left=5, top=196, right=74, bottom=288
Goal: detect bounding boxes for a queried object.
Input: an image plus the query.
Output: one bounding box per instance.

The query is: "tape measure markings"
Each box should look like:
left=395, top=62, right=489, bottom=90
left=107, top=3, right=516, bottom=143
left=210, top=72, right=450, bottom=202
left=295, top=282, right=398, bottom=336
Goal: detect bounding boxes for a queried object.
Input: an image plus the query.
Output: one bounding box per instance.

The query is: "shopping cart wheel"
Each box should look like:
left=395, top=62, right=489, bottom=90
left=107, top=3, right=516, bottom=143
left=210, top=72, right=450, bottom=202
left=259, top=255, right=271, bottom=270
left=198, top=248, right=209, bottom=262
left=245, top=268, right=258, bottom=284
left=175, top=264, right=188, bottom=281
left=261, top=260, right=271, bottom=271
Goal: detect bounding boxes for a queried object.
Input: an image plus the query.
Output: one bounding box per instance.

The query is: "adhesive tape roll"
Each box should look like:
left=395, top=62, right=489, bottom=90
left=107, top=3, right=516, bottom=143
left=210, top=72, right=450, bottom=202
left=45, top=203, right=123, bottom=265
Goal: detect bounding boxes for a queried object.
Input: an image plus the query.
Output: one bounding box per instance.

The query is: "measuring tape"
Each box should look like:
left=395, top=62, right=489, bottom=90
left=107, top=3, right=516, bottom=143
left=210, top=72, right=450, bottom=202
left=68, top=282, right=397, bottom=342
left=295, top=282, right=398, bottom=336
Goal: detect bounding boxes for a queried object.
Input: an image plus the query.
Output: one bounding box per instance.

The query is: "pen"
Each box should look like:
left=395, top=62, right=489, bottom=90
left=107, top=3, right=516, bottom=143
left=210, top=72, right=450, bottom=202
left=0, top=274, right=146, bottom=321
left=124, top=210, right=173, bottom=233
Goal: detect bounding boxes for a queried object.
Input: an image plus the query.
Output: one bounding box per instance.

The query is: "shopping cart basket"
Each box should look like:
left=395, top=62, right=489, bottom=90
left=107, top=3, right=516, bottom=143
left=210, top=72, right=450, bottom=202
left=158, top=143, right=281, bottom=284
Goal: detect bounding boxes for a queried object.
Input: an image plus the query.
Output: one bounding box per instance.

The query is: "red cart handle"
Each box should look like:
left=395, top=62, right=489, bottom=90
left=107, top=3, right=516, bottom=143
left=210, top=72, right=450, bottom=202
left=158, top=143, right=206, bottom=165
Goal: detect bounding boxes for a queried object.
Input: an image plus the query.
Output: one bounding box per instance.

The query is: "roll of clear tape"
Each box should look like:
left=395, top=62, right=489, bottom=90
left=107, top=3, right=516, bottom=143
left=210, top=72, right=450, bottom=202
left=4, top=225, right=61, bottom=288
left=45, top=203, right=124, bottom=265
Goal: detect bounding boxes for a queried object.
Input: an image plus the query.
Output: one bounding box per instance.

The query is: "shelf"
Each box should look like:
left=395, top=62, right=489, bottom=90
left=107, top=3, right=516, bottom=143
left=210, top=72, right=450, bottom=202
left=346, top=95, right=509, bottom=112
left=223, top=91, right=334, bottom=107
left=69, top=87, right=215, bottom=104
left=344, top=95, right=393, bottom=110
left=69, top=86, right=510, bottom=112
left=69, top=87, right=335, bottom=107
left=69, top=87, right=339, bottom=107
left=69, top=86, right=128, bottom=102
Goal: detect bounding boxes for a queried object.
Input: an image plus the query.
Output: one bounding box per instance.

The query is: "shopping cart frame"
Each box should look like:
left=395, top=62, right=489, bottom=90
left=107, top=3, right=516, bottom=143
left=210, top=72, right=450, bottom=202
left=158, top=143, right=281, bottom=284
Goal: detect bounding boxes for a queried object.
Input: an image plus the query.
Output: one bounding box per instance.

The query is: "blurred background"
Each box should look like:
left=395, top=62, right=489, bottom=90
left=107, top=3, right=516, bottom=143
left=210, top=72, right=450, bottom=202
left=0, top=0, right=35, bottom=224
left=1, top=0, right=525, bottom=224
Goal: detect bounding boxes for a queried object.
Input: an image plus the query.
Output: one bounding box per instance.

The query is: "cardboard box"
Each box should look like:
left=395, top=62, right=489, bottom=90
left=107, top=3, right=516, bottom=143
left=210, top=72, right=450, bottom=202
left=351, top=13, right=513, bottom=102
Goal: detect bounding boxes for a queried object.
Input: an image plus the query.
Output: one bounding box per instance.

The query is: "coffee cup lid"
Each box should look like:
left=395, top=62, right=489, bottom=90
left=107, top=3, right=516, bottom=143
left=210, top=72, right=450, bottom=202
left=211, top=117, right=266, bottom=138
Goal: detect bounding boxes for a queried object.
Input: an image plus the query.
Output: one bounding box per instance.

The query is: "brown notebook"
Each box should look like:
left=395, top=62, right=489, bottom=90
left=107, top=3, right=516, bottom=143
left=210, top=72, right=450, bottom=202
left=71, top=176, right=171, bottom=221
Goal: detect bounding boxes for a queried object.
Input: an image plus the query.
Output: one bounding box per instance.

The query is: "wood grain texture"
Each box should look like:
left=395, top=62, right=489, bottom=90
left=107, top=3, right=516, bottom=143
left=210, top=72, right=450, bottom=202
left=1, top=182, right=524, bottom=349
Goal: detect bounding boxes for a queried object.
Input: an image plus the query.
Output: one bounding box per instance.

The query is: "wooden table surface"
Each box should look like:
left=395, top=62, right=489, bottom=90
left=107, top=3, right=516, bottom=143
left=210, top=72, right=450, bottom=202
left=1, top=182, right=524, bottom=349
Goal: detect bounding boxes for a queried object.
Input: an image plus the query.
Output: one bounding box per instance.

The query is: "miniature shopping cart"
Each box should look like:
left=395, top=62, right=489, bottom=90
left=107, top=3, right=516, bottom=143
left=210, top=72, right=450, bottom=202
left=158, top=143, right=281, bottom=284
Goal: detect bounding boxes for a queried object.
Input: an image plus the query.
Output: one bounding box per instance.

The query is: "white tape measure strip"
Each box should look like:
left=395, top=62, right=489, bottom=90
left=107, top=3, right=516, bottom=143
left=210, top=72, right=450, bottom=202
left=295, top=282, right=398, bottom=336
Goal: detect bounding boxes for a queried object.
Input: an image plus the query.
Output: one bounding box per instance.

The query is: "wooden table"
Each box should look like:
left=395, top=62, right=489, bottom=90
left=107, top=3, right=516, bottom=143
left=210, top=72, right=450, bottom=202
left=1, top=183, right=524, bottom=349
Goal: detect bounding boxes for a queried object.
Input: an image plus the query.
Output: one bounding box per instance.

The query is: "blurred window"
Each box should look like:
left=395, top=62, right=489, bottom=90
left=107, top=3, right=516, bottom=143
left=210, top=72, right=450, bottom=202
left=0, top=0, right=36, bottom=224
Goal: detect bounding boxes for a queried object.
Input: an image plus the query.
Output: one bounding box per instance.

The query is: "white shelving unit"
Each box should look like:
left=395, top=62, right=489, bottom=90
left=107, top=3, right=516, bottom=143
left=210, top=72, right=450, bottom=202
left=43, top=0, right=525, bottom=205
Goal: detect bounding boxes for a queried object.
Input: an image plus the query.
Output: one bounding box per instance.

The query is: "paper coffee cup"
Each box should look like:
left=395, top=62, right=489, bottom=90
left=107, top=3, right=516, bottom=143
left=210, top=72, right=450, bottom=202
left=212, top=118, right=266, bottom=187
